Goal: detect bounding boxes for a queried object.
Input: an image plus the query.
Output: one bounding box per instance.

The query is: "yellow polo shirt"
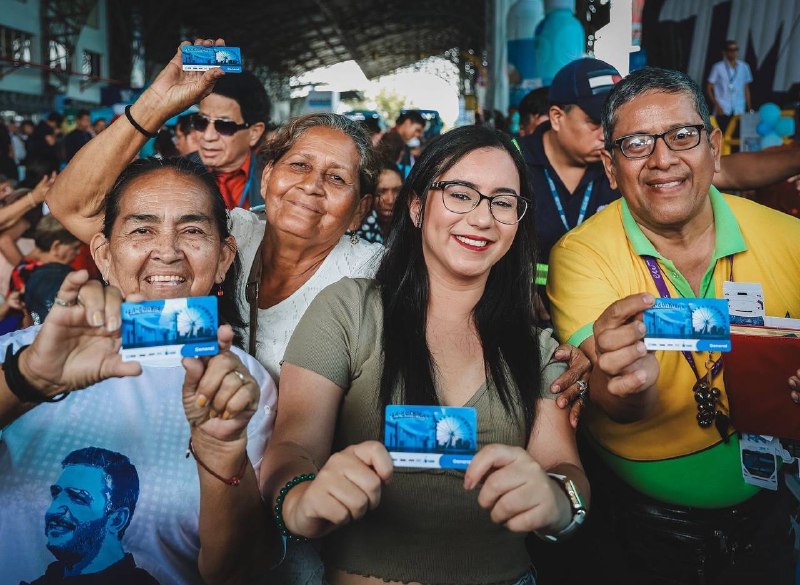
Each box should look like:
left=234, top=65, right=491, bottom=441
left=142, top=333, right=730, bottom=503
left=548, top=187, right=800, bottom=507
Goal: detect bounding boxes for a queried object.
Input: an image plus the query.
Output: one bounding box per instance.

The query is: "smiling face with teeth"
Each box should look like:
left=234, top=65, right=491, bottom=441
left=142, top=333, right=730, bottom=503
left=413, top=147, right=520, bottom=284
left=91, top=168, right=236, bottom=300
left=602, top=90, right=722, bottom=234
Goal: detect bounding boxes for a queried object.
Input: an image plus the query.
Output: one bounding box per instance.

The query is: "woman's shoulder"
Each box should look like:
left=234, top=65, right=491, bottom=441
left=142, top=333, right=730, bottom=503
left=327, top=237, right=384, bottom=278
left=229, top=207, right=266, bottom=258
left=315, top=277, right=380, bottom=308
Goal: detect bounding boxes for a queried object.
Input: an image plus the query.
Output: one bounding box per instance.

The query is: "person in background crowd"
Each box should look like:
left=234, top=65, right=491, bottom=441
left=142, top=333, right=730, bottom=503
left=64, top=110, right=93, bottom=163
left=93, top=117, right=108, bottom=135
left=9, top=214, right=81, bottom=326
left=154, top=127, right=180, bottom=159
left=27, top=123, right=60, bottom=174
left=372, top=160, right=403, bottom=240
left=386, top=110, right=425, bottom=172
left=0, top=122, right=19, bottom=181
left=548, top=66, right=799, bottom=585
left=707, top=39, right=752, bottom=134
left=7, top=119, right=27, bottom=166
left=20, top=119, right=35, bottom=143
left=517, top=87, right=550, bottom=137
left=262, top=124, right=590, bottom=585
left=0, top=174, right=16, bottom=200
left=189, top=70, right=269, bottom=210
left=376, top=130, right=406, bottom=167
left=0, top=165, right=53, bottom=267
left=174, top=113, right=198, bottom=156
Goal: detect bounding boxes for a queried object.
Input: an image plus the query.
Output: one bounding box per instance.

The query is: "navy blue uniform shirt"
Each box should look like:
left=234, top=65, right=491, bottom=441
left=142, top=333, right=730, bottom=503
left=519, top=121, right=620, bottom=265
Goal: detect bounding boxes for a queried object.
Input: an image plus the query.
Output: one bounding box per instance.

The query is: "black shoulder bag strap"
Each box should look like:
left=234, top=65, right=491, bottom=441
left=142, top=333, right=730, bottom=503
left=245, top=244, right=263, bottom=357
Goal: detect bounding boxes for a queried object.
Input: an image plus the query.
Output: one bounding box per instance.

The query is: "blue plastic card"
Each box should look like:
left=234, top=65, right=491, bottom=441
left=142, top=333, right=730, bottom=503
left=181, top=46, right=242, bottom=73
left=120, top=296, right=219, bottom=366
left=384, top=405, right=478, bottom=470
left=644, top=297, right=731, bottom=352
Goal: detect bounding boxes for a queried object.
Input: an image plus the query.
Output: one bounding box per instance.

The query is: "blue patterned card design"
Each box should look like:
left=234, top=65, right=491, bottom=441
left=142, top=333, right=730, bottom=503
left=385, top=405, right=478, bottom=470
left=120, top=296, right=218, bottom=366
left=181, top=46, right=242, bottom=73
left=644, top=298, right=731, bottom=352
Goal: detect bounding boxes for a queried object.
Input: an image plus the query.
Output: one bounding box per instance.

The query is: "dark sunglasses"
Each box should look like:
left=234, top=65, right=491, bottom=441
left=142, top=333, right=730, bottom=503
left=191, top=113, right=250, bottom=136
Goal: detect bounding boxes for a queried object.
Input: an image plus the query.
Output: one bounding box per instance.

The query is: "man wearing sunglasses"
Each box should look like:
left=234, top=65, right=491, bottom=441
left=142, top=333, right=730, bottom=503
left=189, top=70, right=269, bottom=210
left=547, top=67, right=799, bottom=584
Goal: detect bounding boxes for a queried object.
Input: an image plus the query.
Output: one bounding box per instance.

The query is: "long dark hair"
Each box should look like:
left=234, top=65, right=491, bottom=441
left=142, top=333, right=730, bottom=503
left=102, top=157, right=245, bottom=347
left=375, top=125, right=540, bottom=435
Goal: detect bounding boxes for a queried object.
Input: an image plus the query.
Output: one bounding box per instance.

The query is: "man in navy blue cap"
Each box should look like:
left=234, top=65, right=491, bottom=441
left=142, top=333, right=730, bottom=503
left=518, top=58, right=622, bottom=320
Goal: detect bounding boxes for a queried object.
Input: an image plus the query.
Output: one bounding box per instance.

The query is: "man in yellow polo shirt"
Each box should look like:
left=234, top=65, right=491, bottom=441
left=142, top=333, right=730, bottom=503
left=548, top=67, right=800, bottom=584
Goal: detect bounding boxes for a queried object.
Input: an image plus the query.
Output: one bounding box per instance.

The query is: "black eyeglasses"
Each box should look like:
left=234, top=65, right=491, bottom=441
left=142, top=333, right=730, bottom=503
left=430, top=181, right=529, bottom=225
left=612, top=124, right=707, bottom=159
left=725, top=47, right=739, bottom=52
left=191, top=114, right=250, bottom=136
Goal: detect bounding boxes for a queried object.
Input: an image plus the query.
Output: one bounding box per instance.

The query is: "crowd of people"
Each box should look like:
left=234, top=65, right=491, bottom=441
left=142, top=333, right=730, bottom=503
left=0, top=36, right=798, bottom=585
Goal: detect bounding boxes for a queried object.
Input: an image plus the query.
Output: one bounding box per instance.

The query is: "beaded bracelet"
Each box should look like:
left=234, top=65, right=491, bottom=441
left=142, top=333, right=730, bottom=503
left=273, top=473, right=316, bottom=543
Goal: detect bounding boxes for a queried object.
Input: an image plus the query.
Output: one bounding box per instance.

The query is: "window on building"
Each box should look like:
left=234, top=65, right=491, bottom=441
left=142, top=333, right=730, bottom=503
left=49, top=40, right=69, bottom=71
left=0, top=26, right=33, bottom=62
left=81, top=50, right=100, bottom=77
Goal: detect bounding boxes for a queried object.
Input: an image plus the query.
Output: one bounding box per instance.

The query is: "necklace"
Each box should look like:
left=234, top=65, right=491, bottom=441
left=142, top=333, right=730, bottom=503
left=643, top=255, right=732, bottom=442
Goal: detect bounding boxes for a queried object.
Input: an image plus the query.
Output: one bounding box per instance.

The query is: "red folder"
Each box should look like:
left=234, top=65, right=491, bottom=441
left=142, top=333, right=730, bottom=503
left=723, top=327, right=800, bottom=440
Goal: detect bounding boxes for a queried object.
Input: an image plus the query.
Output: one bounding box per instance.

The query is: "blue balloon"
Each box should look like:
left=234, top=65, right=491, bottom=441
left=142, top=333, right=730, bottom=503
left=775, top=116, right=795, bottom=137
left=760, top=133, right=783, bottom=149
left=756, top=121, right=773, bottom=136
left=758, top=102, right=781, bottom=126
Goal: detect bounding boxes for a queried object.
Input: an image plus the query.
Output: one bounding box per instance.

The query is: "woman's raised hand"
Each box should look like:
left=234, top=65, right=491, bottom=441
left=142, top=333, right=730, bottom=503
left=281, top=441, right=393, bottom=539
left=464, top=444, right=571, bottom=535
left=17, top=270, right=142, bottom=397
left=145, top=38, right=227, bottom=118
left=181, top=324, right=260, bottom=442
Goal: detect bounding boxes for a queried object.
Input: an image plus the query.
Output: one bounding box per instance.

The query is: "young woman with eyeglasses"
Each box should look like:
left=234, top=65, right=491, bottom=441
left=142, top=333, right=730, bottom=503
left=262, top=125, right=590, bottom=585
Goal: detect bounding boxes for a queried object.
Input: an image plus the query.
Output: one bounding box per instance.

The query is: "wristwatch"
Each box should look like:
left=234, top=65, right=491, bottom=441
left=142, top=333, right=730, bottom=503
left=537, top=472, right=587, bottom=542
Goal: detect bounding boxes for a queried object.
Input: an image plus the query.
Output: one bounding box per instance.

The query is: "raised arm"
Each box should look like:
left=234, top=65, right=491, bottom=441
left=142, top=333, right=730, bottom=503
left=260, top=363, right=392, bottom=540
left=46, top=40, right=225, bottom=243
left=581, top=293, right=660, bottom=423
left=715, top=146, right=800, bottom=191
left=180, top=328, right=277, bottom=583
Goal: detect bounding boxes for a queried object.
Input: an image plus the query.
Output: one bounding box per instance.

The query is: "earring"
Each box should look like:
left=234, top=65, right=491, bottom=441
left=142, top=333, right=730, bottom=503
left=350, top=232, right=359, bottom=245
left=217, top=286, right=224, bottom=297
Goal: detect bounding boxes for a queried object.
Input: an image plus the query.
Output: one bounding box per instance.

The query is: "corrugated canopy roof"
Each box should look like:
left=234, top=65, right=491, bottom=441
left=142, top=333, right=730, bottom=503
left=158, top=0, right=485, bottom=79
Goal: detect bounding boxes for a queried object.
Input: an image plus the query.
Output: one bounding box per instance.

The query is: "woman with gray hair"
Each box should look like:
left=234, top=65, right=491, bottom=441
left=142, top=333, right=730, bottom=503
left=46, top=41, right=383, bottom=384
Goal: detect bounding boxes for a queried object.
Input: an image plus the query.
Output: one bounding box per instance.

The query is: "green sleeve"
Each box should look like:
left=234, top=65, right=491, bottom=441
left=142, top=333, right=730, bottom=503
left=538, top=328, right=567, bottom=400
left=282, top=278, right=364, bottom=389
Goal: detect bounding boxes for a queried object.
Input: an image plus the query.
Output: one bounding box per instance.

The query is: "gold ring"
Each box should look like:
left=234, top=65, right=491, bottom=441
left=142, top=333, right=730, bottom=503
left=53, top=297, right=78, bottom=308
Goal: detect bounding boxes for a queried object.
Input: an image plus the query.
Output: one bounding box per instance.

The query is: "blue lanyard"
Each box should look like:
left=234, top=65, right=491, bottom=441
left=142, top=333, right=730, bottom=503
left=237, top=155, right=259, bottom=209
left=543, top=168, right=593, bottom=232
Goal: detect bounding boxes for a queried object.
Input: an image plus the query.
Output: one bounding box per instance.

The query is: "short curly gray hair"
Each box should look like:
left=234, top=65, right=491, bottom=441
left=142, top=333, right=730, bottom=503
left=259, top=113, right=379, bottom=198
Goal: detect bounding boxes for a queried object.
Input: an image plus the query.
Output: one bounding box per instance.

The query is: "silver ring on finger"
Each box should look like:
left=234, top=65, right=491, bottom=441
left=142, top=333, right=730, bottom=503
left=231, top=370, right=246, bottom=384
left=53, top=297, right=78, bottom=308
left=576, top=379, right=589, bottom=402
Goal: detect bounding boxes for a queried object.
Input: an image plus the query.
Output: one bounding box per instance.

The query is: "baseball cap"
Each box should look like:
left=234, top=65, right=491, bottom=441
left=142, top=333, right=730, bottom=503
left=549, top=58, right=622, bottom=122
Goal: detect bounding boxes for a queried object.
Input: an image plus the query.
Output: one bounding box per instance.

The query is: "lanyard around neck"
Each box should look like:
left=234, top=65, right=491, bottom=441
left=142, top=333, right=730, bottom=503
left=543, top=168, right=593, bottom=232
left=238, top=155, right=259, bottom=209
